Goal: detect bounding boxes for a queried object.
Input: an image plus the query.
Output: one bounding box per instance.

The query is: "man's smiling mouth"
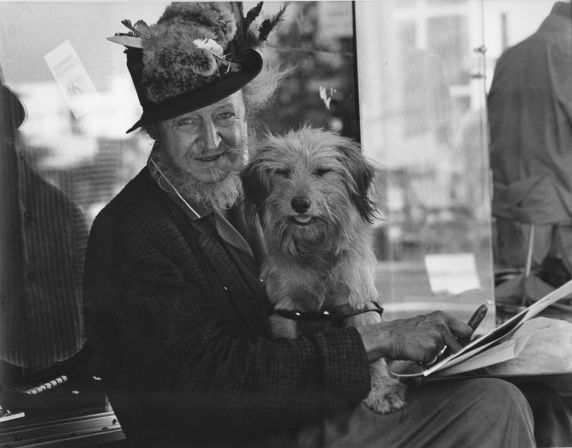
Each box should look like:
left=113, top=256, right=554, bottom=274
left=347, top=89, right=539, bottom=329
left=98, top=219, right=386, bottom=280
left=194, top=152, right=226, bottom=162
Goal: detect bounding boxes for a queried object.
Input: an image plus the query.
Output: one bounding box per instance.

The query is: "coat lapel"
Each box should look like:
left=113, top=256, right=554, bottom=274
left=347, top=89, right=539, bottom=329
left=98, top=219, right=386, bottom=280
left=144, top=169, right=271, bottom=335
left=213, top=212, right=254, bottom=259
left=193, top=219, right=271, bottom=336
left=227, top=203, right=267, bottom=268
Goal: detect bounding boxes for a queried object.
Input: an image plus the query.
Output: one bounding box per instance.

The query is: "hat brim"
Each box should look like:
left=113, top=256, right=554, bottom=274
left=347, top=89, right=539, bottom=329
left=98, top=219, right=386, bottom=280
left=1, top=84, right=25, bottom=129
left=126, top=49, right=263, bottom=134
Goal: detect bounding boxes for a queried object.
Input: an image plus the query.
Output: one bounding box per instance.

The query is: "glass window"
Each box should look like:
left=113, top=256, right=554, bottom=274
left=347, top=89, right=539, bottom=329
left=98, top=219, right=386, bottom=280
left=355, top=0, right=495, bottom=331
left=258, top=2, right=360, bottom=140
left=0, top=2, right=169, bottom=441
left=355, top=0, right=570, bottom=333
left=483, top=0, right=572, bottom=322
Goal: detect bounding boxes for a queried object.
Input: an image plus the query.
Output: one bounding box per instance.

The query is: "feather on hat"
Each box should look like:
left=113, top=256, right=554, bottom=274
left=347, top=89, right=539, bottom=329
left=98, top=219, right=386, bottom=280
left=108, top=2, right=286, bottom=133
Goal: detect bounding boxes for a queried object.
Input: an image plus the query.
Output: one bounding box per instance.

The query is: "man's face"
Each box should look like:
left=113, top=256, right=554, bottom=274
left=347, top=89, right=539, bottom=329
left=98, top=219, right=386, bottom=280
left=156, top=92, right=247, bottom=184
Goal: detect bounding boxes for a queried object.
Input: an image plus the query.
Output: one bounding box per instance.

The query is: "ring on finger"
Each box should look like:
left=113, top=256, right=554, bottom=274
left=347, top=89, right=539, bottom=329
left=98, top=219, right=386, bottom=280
left=425, top=345, right=448, bottom=367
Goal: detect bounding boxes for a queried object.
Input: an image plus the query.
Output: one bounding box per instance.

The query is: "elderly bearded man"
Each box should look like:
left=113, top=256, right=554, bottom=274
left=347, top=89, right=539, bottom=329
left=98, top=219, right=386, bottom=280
left=83, top=3, right=535, bottom=447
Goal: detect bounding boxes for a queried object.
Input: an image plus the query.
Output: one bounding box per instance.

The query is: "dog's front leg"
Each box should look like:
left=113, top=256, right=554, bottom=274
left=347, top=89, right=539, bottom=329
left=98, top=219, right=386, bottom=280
left=364, top=358, right=407, bottom=414
left=346, top=312, right=407, bottom=414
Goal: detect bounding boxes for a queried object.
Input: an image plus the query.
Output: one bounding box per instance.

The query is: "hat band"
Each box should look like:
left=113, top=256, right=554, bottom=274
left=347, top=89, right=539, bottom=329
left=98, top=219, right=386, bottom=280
left=127, top=49, right=262, bottom=133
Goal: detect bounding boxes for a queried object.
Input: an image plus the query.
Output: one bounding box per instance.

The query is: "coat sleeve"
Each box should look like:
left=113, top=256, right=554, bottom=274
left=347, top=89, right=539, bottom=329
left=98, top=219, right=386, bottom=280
left=84, top=208, right=372, bottom=440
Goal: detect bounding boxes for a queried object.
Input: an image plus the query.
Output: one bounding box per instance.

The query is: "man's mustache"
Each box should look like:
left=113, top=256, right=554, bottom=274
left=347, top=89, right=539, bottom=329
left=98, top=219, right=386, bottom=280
left=193, top=143, right=243, bottom=158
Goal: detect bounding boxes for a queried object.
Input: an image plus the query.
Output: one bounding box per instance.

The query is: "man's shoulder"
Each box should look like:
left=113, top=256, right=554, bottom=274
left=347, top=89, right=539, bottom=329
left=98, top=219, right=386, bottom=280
left=502, top=19, right=570, bottom=61
left=101, top=168, right=158, bottom=211
left=493, top=34, right=551, bottom=78
left=91, top=168, right=170, bottom=237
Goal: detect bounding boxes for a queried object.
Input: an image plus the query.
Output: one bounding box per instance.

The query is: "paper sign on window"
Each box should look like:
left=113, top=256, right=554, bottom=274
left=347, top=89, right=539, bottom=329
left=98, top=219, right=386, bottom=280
left=425, top=253, right=481, bottom=295
left=44, top=40, right=97, bottom=119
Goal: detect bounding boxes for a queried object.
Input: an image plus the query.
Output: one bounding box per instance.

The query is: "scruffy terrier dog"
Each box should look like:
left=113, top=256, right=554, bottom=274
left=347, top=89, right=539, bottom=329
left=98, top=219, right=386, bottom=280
left=241, top=127, right=406, bottom=414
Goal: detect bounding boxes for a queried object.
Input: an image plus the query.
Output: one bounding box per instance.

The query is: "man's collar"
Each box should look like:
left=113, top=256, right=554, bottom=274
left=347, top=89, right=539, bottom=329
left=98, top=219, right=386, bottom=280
left=147, top=155, right=248, bottom=227
left=145, top=148, right=255, bottom=259
left=146, top=151, right=212, bottom=221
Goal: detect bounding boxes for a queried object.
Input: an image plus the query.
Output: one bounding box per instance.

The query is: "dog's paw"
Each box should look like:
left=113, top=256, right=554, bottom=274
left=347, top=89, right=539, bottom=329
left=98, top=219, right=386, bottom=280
left=363, top=377, right=407, bottom=415
left=269, top=314, right=298, bottom=338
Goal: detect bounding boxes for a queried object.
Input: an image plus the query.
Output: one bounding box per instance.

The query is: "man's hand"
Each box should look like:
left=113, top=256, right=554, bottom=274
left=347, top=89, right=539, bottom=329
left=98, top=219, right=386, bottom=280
left=356, top=311, right=473, bottom=363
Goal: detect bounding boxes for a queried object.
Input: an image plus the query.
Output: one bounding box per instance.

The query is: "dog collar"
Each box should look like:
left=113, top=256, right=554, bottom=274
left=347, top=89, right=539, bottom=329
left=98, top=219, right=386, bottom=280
left=273, top=302, right=383, bottom=323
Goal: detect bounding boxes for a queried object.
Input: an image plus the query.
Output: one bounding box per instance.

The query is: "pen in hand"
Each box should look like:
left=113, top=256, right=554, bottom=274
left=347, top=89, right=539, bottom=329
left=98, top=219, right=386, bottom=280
left=422, top=304, right=489, bottom=368
left=459, top=304, right=488, bottom=347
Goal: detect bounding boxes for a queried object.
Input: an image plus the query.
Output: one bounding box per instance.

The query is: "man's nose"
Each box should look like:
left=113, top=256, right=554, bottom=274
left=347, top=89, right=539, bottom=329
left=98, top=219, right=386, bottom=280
left=200, top=120, right=221, bottom=152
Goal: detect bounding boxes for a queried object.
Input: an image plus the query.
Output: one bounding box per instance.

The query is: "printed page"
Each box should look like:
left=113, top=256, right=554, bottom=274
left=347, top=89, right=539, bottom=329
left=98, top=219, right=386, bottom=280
left=435, top=331, right=534, bottom=377
left=393, top=279, right=572, bottom=378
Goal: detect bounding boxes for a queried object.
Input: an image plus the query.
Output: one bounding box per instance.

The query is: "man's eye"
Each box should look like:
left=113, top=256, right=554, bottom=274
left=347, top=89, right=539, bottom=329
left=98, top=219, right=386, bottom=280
left=217, top=112, right=235, bottom=119
left=314, top=168, right=332, bottom=176
left=215, top=111, right=236, bottom=125
left=175, top=118, right=199, bottom=128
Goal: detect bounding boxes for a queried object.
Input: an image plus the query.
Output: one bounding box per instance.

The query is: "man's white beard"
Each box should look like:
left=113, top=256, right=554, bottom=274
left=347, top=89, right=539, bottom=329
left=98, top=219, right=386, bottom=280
left=149, top=142, right=246, bottom=211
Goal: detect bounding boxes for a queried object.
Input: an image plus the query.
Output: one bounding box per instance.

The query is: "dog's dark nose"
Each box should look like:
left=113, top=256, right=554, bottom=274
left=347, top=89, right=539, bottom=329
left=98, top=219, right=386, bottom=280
left=291, top=197, right=311, bottom=213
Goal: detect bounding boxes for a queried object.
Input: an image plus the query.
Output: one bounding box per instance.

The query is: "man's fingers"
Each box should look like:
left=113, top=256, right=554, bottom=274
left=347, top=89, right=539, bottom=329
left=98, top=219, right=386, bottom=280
left=443, top=331, right=463, bottom=353
left=445, top=315, right=473, bottom=337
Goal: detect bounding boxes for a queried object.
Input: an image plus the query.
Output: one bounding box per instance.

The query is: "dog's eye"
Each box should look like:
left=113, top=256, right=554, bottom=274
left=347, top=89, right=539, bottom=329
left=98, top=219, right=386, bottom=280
left=274, top=168, right=290, bottom=177
left=313, top=168, right=332, bottom=177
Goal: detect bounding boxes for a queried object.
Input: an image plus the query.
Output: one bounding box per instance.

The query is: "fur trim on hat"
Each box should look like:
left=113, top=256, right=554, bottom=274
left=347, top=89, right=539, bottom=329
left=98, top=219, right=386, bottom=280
left=158, top=3, right=237, bottom=47
left=141, top=2, right=237, bottom=104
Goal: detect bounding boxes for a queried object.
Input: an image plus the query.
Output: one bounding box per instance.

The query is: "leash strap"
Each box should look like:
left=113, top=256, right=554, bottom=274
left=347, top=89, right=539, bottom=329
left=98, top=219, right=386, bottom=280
left=274, top=302, right=384, bottom=323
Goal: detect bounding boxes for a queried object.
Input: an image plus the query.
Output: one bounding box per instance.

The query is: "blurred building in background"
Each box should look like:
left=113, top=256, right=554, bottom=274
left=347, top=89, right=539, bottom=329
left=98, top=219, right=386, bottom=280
left=355, top=0, right=557, bottom=324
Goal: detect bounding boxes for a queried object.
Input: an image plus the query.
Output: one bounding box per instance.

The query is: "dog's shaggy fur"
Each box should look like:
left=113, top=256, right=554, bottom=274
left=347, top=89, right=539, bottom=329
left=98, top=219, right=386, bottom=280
left=241, top=126, right=406, bottom=414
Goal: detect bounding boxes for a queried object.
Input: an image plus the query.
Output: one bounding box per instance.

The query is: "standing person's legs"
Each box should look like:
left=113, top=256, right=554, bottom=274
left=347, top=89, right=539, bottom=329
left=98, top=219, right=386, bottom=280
left=298, top=378, right=535, bottom=448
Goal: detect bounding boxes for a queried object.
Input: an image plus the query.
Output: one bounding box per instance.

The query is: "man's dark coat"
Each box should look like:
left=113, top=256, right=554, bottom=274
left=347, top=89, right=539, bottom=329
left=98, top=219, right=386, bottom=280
left=84, top=168, right=371, bottom=447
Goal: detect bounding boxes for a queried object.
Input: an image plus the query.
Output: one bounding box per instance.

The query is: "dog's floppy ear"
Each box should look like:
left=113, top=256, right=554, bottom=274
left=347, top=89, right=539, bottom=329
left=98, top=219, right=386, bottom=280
left=240, top=152, right=272, bottom=224
left=335, top=140, right=377, bottom=223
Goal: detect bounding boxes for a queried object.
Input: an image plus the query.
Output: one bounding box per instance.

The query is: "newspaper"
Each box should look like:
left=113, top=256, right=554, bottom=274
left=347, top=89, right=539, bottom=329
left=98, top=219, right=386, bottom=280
left=392, top=279, right=572, bottom=378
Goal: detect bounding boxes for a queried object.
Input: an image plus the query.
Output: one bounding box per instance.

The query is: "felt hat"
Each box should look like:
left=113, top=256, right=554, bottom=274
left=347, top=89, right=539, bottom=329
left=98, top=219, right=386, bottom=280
left=108, top=2, right=286, bottom=133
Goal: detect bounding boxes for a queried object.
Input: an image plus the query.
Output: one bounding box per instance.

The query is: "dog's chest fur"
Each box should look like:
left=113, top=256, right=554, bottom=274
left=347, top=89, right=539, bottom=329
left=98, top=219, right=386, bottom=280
left=262, top=246, right=360, bottom=313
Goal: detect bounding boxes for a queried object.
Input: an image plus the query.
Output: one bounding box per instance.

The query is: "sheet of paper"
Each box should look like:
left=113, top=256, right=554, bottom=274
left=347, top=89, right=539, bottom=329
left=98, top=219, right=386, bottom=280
left=436, top=331, right=534, bottom=376
left=523, top=279, right=572, bottom=320
left=44, top=40, right=98, bottom=118
left=392, top=279, right=572, bottom=378
left=424, top=253, right=480, bottom=295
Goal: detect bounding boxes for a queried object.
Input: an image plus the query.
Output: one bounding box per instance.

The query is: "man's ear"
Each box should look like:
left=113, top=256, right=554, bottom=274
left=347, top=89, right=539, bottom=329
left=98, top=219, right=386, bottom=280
left=240, top=155, right=271, bottom=224
left=144, top=122, right=161, bottom=141
left=335, top=140, right=377, bottom=224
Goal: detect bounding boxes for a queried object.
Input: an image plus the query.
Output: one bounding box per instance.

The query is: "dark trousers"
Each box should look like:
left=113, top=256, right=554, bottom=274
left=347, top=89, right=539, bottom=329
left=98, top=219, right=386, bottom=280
left=298, top=378, right=536, bottom=448
left=518, top=382, right=572, bottom=447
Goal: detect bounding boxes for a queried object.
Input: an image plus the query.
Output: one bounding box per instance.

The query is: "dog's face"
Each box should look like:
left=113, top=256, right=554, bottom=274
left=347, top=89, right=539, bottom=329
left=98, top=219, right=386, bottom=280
left=241, top=127, right=376, bottom=254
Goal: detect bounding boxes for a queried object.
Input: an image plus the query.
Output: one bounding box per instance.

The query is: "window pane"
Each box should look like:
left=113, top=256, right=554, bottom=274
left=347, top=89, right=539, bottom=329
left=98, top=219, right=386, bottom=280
left=484, top=0, right=572, bottom=322
left=257, top=1, right=359, bottom=140
left=355, top=1, right=496, bottom=332
left=0, top=2, right=168, bottom=432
